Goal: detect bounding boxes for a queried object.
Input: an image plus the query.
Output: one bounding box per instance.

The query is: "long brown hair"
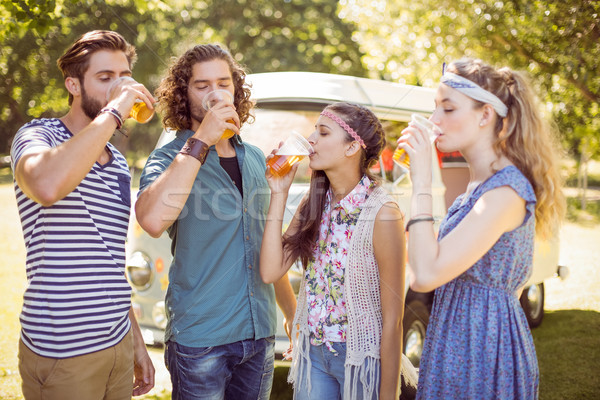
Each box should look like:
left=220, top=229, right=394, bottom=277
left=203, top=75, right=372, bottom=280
left=57, top=30, right=136, bottom=105
left=155, top=44, right=253, bottom=131
left=283, top=102, right=386, bottom=267
left=447, top=59, right=565, bottom=239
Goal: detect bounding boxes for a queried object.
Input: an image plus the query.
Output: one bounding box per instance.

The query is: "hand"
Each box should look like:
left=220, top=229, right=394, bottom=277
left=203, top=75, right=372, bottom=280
left=265, top=144, right=298, bottom=194
left=132, top=342, right=155, bottom=396
left=105, top=77, right=155, bottom=120
left=194, top=98, right=240, bottom=146
left=282, top=316, right=294, bottom=361
left=397, top=121, right=433, bottom=187
left=282, top=344, right=293, bottom=361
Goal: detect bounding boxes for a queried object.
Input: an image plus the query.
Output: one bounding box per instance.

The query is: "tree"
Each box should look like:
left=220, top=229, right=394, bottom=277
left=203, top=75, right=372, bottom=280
left=0, top=0, right=171, bottom=156
left=338, top=0, right=600, bottom=164
left=0, top=0, right=366, bottom=157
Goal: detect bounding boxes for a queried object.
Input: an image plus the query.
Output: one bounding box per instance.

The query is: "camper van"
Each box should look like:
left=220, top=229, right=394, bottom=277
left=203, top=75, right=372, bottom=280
left=126, top=71, right=567, bottom=366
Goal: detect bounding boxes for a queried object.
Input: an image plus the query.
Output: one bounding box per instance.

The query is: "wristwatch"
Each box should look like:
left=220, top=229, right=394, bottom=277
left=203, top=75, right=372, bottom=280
left=180, top=138, right=210, bottom=164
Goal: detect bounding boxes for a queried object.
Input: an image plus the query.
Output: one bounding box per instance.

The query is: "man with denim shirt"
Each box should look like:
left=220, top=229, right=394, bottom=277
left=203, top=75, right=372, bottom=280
left=135, top=44, right=296, bottom=399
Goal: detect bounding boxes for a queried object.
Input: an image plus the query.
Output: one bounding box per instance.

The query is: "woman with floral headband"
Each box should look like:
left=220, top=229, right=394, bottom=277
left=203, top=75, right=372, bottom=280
left=398, top=58, right=565, bottom=399
left=260, top=102, right=412, bottom=399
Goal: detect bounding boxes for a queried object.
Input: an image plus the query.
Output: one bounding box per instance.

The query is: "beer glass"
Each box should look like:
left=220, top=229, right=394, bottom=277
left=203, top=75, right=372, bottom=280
left=267, top=132, right=313, bottom=177
left=202, top=89, right=236, bottom=140
left=393, top=114, right=440, bottom=169
left=106, top=77, right=154, bottom=123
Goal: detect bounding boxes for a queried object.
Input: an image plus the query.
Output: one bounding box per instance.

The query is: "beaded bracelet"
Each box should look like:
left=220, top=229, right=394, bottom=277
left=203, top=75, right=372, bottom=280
left=405, top=216, right=435, bottom=232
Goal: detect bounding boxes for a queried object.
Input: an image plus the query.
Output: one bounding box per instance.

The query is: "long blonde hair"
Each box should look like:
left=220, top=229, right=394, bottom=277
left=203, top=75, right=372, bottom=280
left=448, top=59, right=565, bottom=239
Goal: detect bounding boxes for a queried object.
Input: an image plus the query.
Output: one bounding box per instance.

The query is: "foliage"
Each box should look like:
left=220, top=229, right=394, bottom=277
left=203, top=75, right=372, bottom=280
left=0, top=0, right=366, bottom=155
left=338, top=0, right=600, bottom=160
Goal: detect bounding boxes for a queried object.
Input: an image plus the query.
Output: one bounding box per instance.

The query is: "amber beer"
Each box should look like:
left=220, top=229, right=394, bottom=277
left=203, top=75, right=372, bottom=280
left=130, top=101, right=154, bottom=123
left=202, top=89, right=236, bottom=140
left=267, top=154, right=307, bottom=177
left=267, top=132, right=313, bottom=177
left=106, top=77, right=154, bottom=123
left=393, top=113, right=440, bottom=169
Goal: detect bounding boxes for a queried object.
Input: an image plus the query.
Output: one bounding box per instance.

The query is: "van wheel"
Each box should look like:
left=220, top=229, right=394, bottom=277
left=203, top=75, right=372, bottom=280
left=519, top=283, right=544, bottom=328
left=402, top=300, right=429, bottom=368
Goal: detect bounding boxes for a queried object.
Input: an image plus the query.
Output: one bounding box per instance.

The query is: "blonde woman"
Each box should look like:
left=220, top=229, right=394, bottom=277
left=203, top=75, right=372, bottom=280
left=399, top=59, right=565, bottom=399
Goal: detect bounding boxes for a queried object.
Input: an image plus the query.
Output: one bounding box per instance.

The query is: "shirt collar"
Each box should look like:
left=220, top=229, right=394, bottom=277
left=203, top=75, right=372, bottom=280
left=328, top=175, right=375, bottom=213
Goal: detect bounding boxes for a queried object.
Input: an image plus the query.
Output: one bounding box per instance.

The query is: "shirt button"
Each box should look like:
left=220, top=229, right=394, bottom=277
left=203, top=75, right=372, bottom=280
left=248, top=264, right=252, bottom=269
left=250, top=292, right=254, bottom=297
left=244, top=208, right=247, bottom=213
left=246, top=236, right=249, bottom=240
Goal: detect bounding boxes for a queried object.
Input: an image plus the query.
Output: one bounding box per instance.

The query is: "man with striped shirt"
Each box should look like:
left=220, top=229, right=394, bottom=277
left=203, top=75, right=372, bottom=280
left=10, top=31, right=155, bottom=399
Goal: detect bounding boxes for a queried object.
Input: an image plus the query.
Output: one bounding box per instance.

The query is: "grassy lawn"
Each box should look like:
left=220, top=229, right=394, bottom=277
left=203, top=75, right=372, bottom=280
left=0, top=181, right=26, bottom=400
left=0, top=160, right=599, bottom=399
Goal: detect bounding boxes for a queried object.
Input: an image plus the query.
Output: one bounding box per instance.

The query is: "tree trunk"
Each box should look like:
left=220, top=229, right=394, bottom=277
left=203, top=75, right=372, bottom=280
left=580, top=141, right=589, bottom=211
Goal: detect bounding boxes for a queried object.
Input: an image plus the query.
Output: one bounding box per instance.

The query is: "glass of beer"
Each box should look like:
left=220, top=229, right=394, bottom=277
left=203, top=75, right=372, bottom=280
left=202, top=89, right=236, bottom=140
left=267, top=132, right=313, bottom=177
left=106, top=77, right=154, bottom=123
left=393, top=113, right=440, bottom=169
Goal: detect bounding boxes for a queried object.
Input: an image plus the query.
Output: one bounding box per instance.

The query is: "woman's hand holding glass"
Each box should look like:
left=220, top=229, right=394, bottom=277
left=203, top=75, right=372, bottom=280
left=265, top=143, right=299, bottom=195
left=397, top=114, right=440, bottom=186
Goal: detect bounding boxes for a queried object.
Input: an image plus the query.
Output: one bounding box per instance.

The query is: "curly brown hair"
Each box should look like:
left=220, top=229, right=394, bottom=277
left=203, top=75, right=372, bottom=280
left=156, top=44, right=253, bottom=131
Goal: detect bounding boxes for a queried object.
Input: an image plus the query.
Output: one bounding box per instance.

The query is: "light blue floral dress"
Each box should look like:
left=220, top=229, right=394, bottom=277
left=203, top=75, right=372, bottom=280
left=416, top=166, right=539, bottom=399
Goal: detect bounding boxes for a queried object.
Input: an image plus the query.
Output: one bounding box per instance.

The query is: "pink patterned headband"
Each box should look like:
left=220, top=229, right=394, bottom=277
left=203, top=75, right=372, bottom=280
left=320, top=110, right=367, bottom=149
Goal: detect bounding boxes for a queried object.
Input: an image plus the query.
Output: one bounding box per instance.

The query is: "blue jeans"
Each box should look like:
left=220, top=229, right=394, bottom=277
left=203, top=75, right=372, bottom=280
left=165, top=337, right=275, bottom=400
left=294, top=342, right=379, bottom=400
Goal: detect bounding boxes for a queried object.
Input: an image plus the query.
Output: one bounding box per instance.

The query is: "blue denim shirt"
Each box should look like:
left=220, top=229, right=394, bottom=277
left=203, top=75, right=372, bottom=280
left=139, top=130, right=276, bottom=347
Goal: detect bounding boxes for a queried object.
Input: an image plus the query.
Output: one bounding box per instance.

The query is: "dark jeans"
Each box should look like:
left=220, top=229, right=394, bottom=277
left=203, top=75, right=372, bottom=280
left=165, top=336, right=275, bottom=400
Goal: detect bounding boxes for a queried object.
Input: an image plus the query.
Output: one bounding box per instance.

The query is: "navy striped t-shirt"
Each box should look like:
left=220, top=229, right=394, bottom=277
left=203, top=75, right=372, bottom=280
left=10, top=118, right=132, bottom=358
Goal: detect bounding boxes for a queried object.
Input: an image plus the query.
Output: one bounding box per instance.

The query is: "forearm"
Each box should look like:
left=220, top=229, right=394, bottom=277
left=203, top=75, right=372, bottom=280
left=135, top=154, right=202, bottom=237
left=15, top=114, right=118, bottom=206
left=379, top=322, right=402, bottom=399
left=259, top=192, right=289, bottom=283
left=407, top=187, right=439, bottom=291
left=128, top=307, right=148, bottom=357
left=273, top=274, right=297, bottom=321
left=129, top=306, right=155, bottom=395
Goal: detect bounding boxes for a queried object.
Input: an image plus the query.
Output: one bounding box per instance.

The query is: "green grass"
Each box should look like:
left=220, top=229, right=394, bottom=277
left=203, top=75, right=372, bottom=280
left=0, top=185, right=26, bottom=400
left=566, top=196, right=600, bottom=224
left=533, top=310, right=600, bottom=399
left=271, top=362, right=293, bottom=400
left=0, top=167, right=14, bottom=185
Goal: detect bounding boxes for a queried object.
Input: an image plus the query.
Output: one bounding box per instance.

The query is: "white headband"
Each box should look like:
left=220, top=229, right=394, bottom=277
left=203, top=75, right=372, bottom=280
left=440, top=72, right=508, bottom=117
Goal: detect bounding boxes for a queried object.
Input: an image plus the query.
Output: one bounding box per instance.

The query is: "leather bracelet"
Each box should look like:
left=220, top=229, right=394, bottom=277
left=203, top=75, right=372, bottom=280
left=405, top=216, right=435, bottom=232
left=180, top=138, right=210, bottom=164
left=98, top=107, right=123, bottom=130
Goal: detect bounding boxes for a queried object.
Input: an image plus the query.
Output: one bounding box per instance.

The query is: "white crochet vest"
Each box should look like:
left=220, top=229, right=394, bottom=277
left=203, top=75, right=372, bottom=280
left=288, top=185, right=395, bottom=399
